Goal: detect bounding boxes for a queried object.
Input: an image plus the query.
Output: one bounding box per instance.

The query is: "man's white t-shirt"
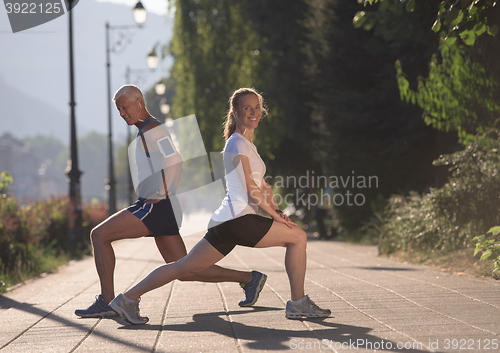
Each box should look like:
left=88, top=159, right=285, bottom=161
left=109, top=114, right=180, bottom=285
left=211, top=132, right=266, bottom=222
left=130, top=119, right=182, bottom=199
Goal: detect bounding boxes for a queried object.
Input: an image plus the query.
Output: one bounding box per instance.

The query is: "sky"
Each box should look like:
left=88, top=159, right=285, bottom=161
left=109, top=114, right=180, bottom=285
left=0, top=0, right=174, bottom=143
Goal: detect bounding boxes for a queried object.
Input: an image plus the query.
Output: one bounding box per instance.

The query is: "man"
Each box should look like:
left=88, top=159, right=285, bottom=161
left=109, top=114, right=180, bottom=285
left=75, top=85, right=266, bottom=318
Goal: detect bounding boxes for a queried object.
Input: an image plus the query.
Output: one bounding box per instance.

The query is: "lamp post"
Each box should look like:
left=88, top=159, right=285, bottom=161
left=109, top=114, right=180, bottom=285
left=105, top=1, right=147, bottom=215
left=66, top=0, right=82, bottom=252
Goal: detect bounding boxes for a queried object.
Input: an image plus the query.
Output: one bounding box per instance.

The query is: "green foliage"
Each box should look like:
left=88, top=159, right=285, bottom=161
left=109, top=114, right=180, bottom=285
left=23, top=135, right=67, bottom=172
left=169, top=0, right=261, bottom=153
left=0, top=171, right=13, bottom=197
left=473, top=226, right=500, bottom=279
left=22, top=133, right=123, bottom=202
left=396, top=41, right=500, bottom=143
left=0, top=196, right=107, bottom=291
left=362, top=0, right=499, bottom=46
left=361, top=0, right=500, bottom=144
left=380, top=130, right=500, bottom=255
left=304, top=0, right=455, bottom=230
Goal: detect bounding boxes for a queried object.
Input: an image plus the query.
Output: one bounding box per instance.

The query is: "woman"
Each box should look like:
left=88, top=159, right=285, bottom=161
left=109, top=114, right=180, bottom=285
left=110, top=88, right=331, bottom=324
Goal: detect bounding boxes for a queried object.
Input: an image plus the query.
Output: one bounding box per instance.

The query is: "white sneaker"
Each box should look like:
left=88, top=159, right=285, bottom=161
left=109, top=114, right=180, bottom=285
left=285, top=295, right=331, bottom=319
left=109, top=293, right=149, bottom=325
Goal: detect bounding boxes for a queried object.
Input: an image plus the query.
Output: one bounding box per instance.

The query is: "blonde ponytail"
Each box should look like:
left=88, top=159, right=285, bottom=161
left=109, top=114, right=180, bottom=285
left=223, top=111, right=237, bottom=141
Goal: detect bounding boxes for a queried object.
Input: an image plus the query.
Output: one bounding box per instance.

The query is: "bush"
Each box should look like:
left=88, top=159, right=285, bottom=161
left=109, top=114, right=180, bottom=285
left=0, top=193, right=107, bottom=290
left=380, top=130, right=500, bottom=255
left=474, top=226, right=500, bottom=279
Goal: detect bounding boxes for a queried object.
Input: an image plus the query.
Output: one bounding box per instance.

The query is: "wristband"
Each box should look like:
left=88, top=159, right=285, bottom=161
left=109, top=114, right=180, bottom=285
left=275, top=209, right=283, bottom=214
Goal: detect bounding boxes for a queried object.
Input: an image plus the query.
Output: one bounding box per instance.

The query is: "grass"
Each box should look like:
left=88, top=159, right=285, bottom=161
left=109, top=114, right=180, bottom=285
left=1, top=243, right=93, bottom=293
left=381, top=247, right=497, bottom=279
left=1, top=246, right=67, bottom=292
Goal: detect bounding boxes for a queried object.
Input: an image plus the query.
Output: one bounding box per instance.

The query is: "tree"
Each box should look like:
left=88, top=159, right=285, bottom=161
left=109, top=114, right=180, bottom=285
left=362, top=0, right=499, bottom=46
left=360, top=0, right=500, bottom=142
left=168, top=0, right=261, bottom=153
left=303, top=0, right=458, bottom=229
left=23, top=135, right=67, bottom=177
left=167, top=0, right=460, bottom=231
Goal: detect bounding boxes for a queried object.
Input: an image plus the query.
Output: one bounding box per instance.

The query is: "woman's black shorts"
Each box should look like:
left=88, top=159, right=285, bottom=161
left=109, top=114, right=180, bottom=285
left=126, top=196, right=182, bottom=237
left=204, top=214, right=274, bottom=256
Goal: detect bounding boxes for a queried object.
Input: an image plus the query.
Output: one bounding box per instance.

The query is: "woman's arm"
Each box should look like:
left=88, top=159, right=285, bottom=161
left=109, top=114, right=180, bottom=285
left=262, top=178, right=292, bottom=222
left=261, top=177, right=278, bottom=210
left=233, top=155, right=295, bottom=227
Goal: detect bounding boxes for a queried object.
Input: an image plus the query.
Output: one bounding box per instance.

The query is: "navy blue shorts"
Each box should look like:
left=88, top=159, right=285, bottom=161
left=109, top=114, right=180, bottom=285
left=126, top=196, right=182, bottom=237
left=204, top=214, right=273, bottom=256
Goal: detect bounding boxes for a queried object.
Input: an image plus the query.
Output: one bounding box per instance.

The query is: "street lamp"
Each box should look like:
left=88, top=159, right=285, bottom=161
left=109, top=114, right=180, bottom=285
left=146, top=46, right=158, bottom=71
left=66, top=0, right=82, bottom=251
left=160, top=97, right=170, bottom=116
left=105, top=1, right=147, bottom=215
left=133, top=1, right=147, bottom=25
left=155, top=78, right=166, bottom=95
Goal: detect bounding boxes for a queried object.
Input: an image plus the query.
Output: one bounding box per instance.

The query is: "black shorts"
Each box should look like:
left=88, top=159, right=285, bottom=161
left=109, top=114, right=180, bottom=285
left=126, top=196, right=182, bottom=237
left=204, top=214, right=274, bottom=256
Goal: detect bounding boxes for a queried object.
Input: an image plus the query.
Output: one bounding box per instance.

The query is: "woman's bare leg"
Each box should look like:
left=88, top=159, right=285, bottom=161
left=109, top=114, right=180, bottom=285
left=254, top=222, right=307, bottom=301
left=154, top=235, right=252, bottom=283
left=124, top=239, right=225, bottom=301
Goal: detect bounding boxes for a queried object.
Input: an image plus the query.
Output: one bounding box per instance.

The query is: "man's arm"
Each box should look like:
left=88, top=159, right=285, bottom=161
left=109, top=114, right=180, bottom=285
left=139, top=123, right=183, bottom=200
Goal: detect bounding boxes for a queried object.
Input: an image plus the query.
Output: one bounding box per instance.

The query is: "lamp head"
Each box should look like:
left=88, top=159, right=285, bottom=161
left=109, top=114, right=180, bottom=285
left=133, top=1, right=147, bottom=26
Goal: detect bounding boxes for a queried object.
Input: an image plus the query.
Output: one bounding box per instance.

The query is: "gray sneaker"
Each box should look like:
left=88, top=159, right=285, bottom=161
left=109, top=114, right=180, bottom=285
left=75, top=294, right=118, bottom=318
left=285, top=295, right=331, bottom=319
left=109, top=293, right=149, bottom=325
left=238, top=271, right=267, bottom=307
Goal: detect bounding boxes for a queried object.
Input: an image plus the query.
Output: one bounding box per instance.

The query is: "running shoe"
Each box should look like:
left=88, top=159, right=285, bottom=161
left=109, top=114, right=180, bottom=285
left=285, top=295, right=331, bottom=319
left=109, top=293, right=149, bottom=325
left=238, top=270, right=267, bottom=307
left=75, top=294, right=118, bottom=318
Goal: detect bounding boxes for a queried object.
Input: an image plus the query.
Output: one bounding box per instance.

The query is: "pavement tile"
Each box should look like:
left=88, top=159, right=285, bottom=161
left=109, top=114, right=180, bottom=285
left=1, top=235, right=499, bottom=352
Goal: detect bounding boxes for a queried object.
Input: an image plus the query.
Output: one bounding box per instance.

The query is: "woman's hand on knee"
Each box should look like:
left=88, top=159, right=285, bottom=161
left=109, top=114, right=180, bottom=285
left=272, top=212, right=296, bottom=228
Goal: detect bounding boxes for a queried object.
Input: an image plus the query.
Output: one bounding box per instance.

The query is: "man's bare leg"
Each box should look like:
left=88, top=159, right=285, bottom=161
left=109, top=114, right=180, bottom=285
left=90, top=209, right=151, bottom=303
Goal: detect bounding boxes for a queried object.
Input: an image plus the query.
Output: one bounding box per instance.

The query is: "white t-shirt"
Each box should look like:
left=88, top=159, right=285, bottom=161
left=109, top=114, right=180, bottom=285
left=130, top=119, right=182, bottom=199
left=211, top=132, right=266, bottom=222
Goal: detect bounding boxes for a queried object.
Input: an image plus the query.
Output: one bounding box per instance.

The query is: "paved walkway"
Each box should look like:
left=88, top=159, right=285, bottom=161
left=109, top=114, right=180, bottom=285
left=0, top=232, right=499, bottom=352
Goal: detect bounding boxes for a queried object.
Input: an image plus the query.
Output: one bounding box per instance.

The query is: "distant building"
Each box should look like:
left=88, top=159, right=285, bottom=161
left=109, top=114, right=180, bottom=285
left=0, top=133, right=64, bottom=201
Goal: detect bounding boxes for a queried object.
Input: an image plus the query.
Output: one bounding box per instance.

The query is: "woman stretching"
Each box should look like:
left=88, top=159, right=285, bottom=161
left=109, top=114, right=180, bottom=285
left=110, top=88, right=331, bottom=324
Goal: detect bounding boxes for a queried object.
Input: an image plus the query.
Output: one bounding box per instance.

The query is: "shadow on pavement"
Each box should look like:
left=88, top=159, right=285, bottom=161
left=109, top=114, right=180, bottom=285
left=118, top=306, right=437, bottom=352
left=0, top=295, right=151, bottom=352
